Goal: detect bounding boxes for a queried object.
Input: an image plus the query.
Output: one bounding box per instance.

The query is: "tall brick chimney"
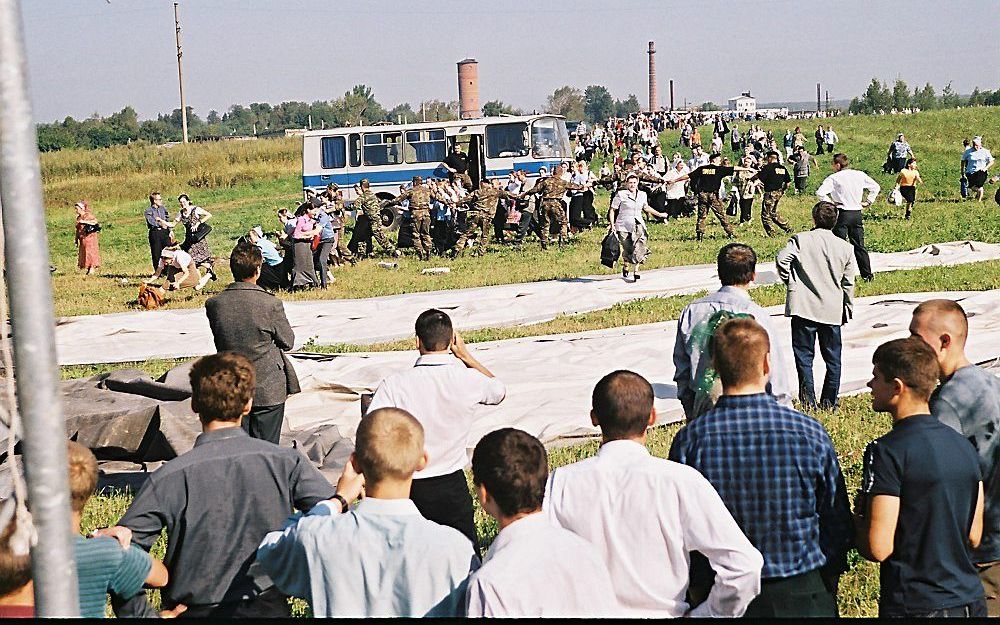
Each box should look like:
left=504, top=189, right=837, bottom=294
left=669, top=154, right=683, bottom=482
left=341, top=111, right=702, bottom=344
left=647, top=41, right=657, bottom=112
left=457, top=58, right=479, bottom=120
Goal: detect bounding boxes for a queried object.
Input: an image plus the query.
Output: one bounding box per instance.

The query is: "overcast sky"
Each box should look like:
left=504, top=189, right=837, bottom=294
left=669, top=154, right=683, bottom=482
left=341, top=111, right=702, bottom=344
left=20, top=0, right=1000, bottom=122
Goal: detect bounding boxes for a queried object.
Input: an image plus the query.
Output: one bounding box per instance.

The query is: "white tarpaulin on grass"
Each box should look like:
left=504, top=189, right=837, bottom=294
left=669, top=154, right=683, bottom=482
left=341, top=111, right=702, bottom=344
left=50, top=241, right=1000, bottom=366
left=282, top=290, right=1000, bottom=447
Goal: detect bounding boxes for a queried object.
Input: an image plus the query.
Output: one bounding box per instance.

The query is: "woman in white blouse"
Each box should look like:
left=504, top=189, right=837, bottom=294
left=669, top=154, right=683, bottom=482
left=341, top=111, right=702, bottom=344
left=608, top=173, right=669, bottom=281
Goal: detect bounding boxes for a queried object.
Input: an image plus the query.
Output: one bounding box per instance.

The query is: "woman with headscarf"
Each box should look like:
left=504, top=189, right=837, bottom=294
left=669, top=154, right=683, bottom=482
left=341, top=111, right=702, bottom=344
left=74, top=201, right=101, bottom=275
left=607, top=173, right=669, bottom=282
left=149, top=243, right=202, bottom=291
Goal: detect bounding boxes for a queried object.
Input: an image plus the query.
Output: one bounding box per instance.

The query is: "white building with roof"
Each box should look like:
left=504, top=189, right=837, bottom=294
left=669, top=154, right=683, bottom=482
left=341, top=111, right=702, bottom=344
left=728, top=93, right=757, bottom=114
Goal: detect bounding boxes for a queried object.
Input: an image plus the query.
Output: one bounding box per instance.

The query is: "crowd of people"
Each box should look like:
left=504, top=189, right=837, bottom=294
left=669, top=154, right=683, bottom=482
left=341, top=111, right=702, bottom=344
left=4, top=217, right=998, bottom=617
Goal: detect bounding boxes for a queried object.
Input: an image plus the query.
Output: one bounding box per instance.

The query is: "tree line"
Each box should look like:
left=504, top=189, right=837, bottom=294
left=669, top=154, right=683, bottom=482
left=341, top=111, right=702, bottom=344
left=34, top=82, right=645, bottom=152
left=848, top=78, right=1000, bottom=114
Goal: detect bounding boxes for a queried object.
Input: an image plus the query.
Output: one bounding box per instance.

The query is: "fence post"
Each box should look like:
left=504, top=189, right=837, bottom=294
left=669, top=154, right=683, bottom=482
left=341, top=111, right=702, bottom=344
left=0, top=0, right=80, bottom=616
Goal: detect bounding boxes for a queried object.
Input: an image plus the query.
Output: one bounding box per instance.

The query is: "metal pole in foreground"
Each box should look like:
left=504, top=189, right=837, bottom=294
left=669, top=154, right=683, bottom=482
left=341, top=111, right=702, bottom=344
left=0, top=0, right=80, bottom=616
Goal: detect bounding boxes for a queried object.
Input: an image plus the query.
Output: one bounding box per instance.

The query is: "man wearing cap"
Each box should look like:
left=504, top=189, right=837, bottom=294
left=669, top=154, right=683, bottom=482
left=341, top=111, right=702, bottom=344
left=383, top=176, right=449, bottom=261
left=521, top=164, right=589, bottom=249
left=450, top=178, right=521, bottom=257
left=442, top=144, right=472, bottom=189
left=751, top=151, right=794, bottom=236
left=963, top=136, right=995, bottom=202
left=688, top=153, right=753, bottom=241
left=350, top=179, right=399, bottom=259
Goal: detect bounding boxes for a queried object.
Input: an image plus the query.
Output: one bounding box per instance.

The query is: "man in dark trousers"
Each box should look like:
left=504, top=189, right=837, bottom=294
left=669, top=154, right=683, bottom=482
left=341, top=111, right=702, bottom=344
left=205, top=242, right=300, bottom=443
left=751, top=151, right=794, bottom=236
left=144, top=191, right=171, bottom=270
left=688, top=153, right=753, bottom=241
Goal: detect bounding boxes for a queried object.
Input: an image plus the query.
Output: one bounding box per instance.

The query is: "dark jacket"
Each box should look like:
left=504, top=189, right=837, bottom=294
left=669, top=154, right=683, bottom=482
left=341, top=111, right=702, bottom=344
left=205, top=282, right=300, bottom=407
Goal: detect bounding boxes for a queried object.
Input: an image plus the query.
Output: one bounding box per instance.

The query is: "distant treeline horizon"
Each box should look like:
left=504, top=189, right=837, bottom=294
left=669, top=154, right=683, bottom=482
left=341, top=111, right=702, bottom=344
left=34, top=78, right=1000, bottom=153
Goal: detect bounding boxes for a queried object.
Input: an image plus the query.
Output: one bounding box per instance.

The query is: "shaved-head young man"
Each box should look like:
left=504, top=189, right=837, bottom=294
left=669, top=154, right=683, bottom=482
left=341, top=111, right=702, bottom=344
left=911, top=299, right=1000, bottom=615
left=257, top=407, right=478, bottom=617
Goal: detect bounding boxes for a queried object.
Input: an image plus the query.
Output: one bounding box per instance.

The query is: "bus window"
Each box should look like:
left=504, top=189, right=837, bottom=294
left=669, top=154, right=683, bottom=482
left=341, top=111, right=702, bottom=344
left=363, top=132, right=403, bottom=166
left=349, top=133, right=361, bottom=167
left=404, top=129, right=447, bottom=163
left=486, top=122, right=529, bottom=158
left=321, top=136, right=347, bottom=169
left=530, top=118, right=571, bottom=158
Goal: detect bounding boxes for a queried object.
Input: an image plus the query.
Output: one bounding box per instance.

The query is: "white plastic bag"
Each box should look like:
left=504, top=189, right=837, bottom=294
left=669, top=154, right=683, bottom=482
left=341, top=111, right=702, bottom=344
left=888, top=185, right=903, bottom=206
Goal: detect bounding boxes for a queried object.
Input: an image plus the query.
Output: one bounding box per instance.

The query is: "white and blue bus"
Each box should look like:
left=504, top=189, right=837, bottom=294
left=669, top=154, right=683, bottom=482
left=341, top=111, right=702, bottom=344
left=301, top=114, right=572, bottom=209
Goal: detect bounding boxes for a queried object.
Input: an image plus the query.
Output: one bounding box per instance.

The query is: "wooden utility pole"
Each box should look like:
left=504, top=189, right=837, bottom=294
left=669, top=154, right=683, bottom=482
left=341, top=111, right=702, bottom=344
left=174, top=2, right=188, bottom=143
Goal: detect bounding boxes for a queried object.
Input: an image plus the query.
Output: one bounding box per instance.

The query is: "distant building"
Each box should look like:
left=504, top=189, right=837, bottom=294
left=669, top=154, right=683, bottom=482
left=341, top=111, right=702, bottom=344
left=728, top=92, right=757, bottom=115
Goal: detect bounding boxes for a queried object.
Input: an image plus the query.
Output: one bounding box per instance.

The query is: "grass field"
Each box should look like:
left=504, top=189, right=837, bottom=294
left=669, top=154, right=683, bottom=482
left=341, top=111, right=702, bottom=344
left=55, top=108, right=1000, bottom=618
left=44, top=108, right=999, bottom=317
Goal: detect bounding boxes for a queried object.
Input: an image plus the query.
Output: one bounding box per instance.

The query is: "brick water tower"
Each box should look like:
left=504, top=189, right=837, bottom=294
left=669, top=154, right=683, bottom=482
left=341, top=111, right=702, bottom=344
left=457, top=58, right=479, bottom=120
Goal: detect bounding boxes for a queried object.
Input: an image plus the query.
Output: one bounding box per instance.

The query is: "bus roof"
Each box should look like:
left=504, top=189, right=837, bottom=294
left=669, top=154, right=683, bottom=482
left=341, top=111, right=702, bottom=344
left=301, top=114, right=564, bottom=138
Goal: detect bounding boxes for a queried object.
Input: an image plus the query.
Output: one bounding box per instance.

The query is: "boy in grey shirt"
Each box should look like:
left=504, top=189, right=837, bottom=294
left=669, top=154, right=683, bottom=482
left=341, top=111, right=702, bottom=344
left=910, top=299, right=1000, bottom=615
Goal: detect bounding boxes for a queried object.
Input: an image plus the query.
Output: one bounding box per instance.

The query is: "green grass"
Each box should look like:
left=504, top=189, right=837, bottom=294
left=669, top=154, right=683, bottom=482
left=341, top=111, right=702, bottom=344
left=44, top=108, right=1000, bottom=316
left=80, top=393, right=889, bottom=617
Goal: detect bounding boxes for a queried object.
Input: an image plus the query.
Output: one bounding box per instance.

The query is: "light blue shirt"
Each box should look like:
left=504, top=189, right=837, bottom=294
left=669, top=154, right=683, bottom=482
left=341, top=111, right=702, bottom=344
left=255, top=238, right=283, bottom=266
left=672, top=286, right=794, bottom=415
left=315, top=211, right=337, bottom=241
left=257, top=497, right=478, bottom=617
left=964, top=147, right=994, bottom=174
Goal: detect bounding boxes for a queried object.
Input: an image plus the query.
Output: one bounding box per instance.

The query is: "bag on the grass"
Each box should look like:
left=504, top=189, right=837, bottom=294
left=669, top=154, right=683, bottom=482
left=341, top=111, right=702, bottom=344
left=689, top=309, right=751, bottom=419
left=600, top=231, right=620, bottom=268
left=137, top=283, right=166, bottom=310
left=888, top=185, right=903, bottom=206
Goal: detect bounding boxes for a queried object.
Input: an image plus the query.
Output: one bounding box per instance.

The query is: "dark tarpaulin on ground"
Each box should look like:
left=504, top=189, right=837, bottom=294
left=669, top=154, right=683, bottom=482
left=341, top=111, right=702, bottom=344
left=0, top=366, right=354, bottom=498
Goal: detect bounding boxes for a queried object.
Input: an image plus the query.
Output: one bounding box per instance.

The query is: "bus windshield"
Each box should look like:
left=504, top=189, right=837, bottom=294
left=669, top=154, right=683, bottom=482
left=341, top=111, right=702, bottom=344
left=530, top=118, right=571, bottom=158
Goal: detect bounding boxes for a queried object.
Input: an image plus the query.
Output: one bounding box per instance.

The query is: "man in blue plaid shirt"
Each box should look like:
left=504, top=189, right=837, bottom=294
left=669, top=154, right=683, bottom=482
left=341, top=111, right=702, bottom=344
left=669, top=317, right=852, bottom=617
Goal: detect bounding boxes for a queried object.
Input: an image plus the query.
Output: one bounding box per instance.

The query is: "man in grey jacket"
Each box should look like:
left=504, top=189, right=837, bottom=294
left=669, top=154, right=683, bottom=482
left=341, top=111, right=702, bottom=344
left=206, top=242, right=300, bottom=443
left=776, top=201, right=856, bottom=410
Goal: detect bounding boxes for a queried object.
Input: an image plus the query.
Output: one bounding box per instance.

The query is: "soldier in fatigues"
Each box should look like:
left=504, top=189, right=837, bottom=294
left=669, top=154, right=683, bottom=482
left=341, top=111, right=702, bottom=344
left=383, top=176, right=449, bottom=261
left=351, top=179, right=399, bottom=258
left=687, top=153, right=753, bottom=241
left=321, top=183, right=354, bottom=265
left=520, top=164, right=588, bottom=249
left=450, top=179, right=521, bottom=257
left=751, top=151, right=794, bottom=236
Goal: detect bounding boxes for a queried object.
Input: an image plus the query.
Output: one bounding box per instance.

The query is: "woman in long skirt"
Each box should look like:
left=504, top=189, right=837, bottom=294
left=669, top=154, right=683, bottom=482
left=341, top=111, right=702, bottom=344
left=175, top=194, right=216, bottom=289
left=291, top=202, right=321, bottom=290
left=74, top=201, right=101, bottom=274
left=607, top=174, right=668, bottom=282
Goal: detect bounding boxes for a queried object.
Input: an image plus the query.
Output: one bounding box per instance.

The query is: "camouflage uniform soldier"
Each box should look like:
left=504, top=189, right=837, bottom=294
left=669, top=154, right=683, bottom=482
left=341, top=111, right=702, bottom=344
left=521, top=164, right=587, bottom=248
left=383, top=176, right=447, bottom=261
left=687, top=153, right=752, bottom=241
left=322, top=183, right=354, bottom=265
left=450, top=179, right=521, bottom=257
left=352, top=179, right=398, bottom=258
left=750, top=151, right=794, bottom=236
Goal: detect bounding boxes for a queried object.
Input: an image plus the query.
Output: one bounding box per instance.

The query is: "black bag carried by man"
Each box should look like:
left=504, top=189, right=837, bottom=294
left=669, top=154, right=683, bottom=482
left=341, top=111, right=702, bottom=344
left=600, top=231, right=621, bottom=268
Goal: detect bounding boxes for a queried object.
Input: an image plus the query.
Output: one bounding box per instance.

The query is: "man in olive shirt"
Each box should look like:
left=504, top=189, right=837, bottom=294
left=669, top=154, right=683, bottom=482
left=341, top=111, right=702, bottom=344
left=751, top=151, right=794, bottom=236
left=688, top=153, right=752, bottom=241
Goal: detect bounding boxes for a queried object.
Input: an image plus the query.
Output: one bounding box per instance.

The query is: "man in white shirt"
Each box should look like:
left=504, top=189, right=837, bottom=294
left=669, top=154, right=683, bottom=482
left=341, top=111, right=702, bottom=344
left=815, top=153, right=880, bottom=281
left=544, top=371, right=763, bottom=617
left=687, top=145, right=709, bottom=171
left=466, top=428, right=617, bottom=617
left=963, top=136, right=995, bottom=202
left=662, top=159, right=691, bottom=218
left=257, top=407, right=478, bottom=617
left=368, top=309, right=506, bottom=553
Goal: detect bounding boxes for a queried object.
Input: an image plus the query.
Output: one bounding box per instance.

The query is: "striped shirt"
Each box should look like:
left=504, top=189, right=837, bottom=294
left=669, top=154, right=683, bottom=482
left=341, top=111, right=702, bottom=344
left=75, top=535, right=151, bottom=618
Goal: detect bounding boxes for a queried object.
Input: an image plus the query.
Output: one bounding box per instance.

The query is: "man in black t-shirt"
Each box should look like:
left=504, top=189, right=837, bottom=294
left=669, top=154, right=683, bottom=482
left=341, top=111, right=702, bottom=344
left=442, top=144, right=471, bottom=188
left=750, top=152, right=793, bottom=236
left=688, top=153, right=752, bottom=241
left=855, top=337, right=986, bottom=618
